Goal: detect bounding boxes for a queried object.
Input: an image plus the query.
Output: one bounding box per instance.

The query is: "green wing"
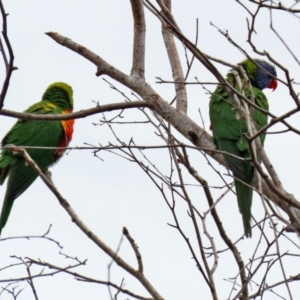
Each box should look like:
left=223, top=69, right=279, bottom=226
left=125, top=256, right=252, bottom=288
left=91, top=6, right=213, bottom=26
left=209, top=74, right=269, bottom=237
left=209, top=76, right=268, bottom=176
left=0, top=103, right=64, bottom=233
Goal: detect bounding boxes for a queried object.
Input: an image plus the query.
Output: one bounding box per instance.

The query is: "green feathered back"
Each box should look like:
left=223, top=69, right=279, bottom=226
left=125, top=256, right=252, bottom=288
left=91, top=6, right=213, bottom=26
left=0, top=82, right=74, bottom=235
left=209, top=73, right=269, bottom=237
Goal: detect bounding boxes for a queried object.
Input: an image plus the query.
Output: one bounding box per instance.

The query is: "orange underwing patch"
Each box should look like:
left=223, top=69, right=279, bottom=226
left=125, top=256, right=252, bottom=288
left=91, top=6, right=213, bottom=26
left=56, top=110, right=74, bottom=155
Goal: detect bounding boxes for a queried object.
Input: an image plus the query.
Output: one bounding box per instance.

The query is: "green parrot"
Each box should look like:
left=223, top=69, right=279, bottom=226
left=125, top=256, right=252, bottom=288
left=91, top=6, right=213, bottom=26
left=209, top=59, right=277, bottom=238
left=0, top=82, right=74, bottom=235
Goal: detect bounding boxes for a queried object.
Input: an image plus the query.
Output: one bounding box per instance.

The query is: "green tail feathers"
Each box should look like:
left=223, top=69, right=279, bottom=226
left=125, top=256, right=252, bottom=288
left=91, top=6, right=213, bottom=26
left=0, top=196, right=14, bottom=235
left=235, top=178, right=253, bottom=238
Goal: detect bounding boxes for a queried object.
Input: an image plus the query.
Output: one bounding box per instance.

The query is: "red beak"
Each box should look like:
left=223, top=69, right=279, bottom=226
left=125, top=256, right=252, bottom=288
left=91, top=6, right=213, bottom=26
left=268, top=79, right=278, bottom=91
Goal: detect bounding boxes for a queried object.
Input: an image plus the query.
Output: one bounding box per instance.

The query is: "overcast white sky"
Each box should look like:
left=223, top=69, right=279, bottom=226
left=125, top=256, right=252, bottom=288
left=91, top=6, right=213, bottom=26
left=0, top=1, right=300, bottom=300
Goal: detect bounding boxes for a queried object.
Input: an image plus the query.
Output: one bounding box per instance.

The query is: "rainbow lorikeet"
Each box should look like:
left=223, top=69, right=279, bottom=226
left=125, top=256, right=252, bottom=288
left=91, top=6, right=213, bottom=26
left=0, top=82, right=74, bottom=235
left=209, top=59, right=277, bottom=238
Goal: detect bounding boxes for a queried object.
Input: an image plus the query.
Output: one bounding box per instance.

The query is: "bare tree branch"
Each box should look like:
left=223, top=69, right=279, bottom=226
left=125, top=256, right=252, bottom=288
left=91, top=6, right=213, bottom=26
left=0, top=0, right=17, bottom=108
left=159, top=0, right=188, bottom=112
left=5, top=145, right=164, bottom=300
left=0, top=100, right=151, bottom=121
left=130, top=0, right=146, bottom=79
left=123, top=227, right=143, bottom=273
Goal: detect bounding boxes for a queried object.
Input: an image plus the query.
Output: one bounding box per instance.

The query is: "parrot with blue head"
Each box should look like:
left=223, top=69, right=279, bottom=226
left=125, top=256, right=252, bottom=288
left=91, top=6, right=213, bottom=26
left=209, top=59, right=277, bottom=237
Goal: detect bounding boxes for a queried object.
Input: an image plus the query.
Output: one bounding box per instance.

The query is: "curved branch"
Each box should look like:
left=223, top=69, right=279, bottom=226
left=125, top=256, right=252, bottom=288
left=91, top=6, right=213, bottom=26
left=0, top=101, right=151, bottom=120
